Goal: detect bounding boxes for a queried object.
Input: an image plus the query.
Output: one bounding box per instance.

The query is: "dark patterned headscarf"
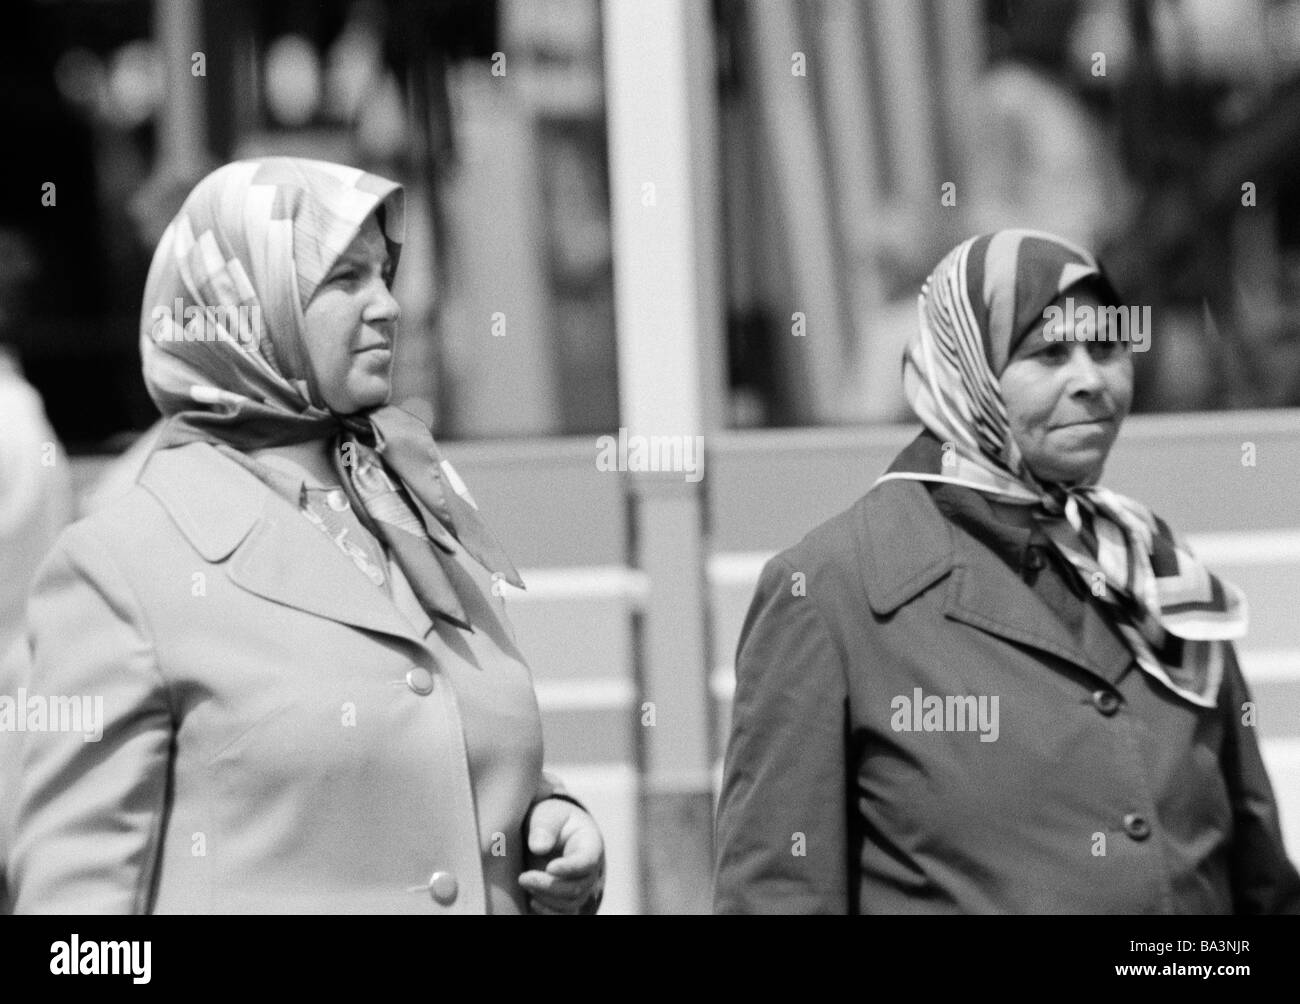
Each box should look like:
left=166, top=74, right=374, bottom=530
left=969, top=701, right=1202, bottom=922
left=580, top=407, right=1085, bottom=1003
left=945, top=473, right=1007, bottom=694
left=878, top=229, right=1245, bottom=708
left=141, top=158, right=522, bottom=628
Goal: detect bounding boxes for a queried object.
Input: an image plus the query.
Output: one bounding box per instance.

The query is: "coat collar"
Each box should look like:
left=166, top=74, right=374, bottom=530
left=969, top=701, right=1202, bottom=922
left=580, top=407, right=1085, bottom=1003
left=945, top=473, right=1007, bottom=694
left=139, top=442, right=262, bottom=562
left=857, top=478, right=955, bottom=617
left=139, top=442, right=431, bottom=648
left=857, top=478, right=1133, bottom=689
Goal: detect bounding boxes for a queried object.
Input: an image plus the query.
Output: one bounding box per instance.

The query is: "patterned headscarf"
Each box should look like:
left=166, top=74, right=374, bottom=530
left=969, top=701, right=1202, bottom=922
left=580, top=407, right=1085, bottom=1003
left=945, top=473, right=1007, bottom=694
left=141, top=158, right=522, bottom=628
left=877, top=229, right=1246, bottom=708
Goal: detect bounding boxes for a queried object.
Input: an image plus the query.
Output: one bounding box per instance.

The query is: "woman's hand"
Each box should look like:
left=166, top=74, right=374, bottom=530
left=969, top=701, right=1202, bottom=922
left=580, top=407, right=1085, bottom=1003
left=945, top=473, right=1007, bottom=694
left=520, top=797, right=605, bottom=914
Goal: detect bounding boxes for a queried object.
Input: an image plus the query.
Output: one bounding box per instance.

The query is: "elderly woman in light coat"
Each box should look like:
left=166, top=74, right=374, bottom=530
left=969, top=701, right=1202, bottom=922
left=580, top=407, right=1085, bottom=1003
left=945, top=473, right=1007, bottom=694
left=8, top=158, right=603, bottom=914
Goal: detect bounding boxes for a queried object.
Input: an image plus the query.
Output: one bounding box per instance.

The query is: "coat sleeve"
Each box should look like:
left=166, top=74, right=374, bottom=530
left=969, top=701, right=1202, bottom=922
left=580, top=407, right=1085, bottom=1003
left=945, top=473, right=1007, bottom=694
left=713, top=553, right=851, bottom=914
left=1218, top=644, right=1300, bottom=914
left=9, top=527, right=173, bottom=914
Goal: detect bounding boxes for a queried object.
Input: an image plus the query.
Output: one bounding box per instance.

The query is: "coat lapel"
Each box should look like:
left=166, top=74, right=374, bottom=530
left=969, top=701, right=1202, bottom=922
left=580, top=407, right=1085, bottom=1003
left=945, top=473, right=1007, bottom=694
left=943, top=528, right=1133, bottom=689
left=860, top=479, right=1133, bottom=689
left=140, top=442, right=428, bottom=648
left=227, top=495, right=431, bottom=646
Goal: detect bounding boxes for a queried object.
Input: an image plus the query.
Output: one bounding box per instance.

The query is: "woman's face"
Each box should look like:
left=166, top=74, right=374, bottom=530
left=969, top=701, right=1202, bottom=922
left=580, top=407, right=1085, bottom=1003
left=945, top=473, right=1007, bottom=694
left=999, top=287, right=1134, bottom=485
left=302, top=213, right=399, bottom=414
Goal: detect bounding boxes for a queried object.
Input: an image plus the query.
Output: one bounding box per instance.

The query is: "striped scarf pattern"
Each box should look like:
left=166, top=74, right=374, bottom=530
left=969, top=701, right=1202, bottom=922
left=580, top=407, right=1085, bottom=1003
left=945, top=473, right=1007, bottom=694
left=879, top=231, right=1245, bottom=708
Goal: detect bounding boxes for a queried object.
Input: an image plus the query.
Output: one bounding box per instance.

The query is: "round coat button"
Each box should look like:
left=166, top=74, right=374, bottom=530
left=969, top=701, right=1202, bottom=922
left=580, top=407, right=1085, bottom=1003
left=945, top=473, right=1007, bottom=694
left=325, top=489, right=350, bottom=511
left=428, top=871, right=458, bottom=905
left=1092, top=689, right=1121, bottom=716
left=406, top=667, right=434, bottom=695
left=1123, top=813, right=1151, bottom=841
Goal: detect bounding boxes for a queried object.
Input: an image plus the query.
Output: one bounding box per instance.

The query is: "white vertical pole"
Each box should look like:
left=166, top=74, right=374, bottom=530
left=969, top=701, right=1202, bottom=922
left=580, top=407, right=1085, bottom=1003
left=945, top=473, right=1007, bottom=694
left=603, top=0, right=724, bottom=913
left=604, top=0, right=725, bottom=440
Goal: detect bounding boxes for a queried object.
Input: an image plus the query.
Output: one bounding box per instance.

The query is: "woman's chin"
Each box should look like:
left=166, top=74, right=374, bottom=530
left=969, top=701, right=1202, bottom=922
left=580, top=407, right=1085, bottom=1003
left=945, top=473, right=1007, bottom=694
left=1033, top=453, right=1107, bottom=485
left=327, top=382, right=391, bottom=415
left=1029, top=426, right=1121, bottom=484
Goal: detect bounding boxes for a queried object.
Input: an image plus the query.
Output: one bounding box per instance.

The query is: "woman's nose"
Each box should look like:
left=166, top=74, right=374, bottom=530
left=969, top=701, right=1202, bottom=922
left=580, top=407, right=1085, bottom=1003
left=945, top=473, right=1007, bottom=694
left=363, top=278, right=400, bottom=325
left=1065, top=344, right=1105, bottom=394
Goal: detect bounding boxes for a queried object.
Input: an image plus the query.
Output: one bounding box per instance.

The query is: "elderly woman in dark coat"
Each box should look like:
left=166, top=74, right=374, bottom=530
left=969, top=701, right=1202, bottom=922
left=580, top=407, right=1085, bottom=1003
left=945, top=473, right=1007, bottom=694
left=713, top=229, right=1300, bottom=914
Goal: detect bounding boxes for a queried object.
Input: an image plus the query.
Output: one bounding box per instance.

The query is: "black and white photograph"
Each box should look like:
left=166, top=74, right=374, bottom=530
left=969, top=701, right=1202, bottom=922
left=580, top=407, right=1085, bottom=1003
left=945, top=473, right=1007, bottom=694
left=0, top=0, right=1298, bottom=976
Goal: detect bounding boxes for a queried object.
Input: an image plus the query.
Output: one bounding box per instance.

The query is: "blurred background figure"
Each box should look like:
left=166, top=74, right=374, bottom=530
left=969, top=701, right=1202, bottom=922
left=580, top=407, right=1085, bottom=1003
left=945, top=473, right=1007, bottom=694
left=0, top=228, right=74, bottom=915
left=3, top=0, right=1299, bottom=913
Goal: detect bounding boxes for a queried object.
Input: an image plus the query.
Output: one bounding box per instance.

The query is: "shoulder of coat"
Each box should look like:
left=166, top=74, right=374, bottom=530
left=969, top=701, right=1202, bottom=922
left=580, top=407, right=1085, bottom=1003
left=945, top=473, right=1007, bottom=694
left=837, top=479, right=956, bottom=617
left=136, top=442, right=263, bottom=562
left=42, top=480, right=176, bottom=581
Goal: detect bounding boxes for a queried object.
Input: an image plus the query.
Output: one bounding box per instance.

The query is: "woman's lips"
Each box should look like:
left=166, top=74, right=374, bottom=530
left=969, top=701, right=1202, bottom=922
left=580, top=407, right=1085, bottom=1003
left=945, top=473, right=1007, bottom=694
left=1052, top=418, right=1114, bottom=439
left=354, top=345, right=392, bottom=368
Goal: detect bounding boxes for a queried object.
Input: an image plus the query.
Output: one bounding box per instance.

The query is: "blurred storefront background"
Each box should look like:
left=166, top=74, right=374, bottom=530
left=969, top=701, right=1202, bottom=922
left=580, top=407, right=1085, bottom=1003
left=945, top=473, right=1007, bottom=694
left=4, top=0, right=1300, bottom=914
left=3, top=0, right=618, bottom=447
left=8, top=0, right=1300, bottom=445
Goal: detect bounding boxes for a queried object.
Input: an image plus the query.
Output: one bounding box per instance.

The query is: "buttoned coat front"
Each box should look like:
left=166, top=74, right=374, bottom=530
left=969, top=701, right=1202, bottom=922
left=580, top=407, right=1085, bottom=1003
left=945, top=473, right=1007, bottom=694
left=713, top=476, right=1300, bottom=914
left=9, top=441, right=558, bottom=914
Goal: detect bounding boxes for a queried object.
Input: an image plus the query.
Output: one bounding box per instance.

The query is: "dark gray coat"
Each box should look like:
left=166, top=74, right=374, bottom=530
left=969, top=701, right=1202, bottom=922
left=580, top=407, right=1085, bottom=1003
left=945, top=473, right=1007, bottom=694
left=714, top=476, right=1300, bottom=914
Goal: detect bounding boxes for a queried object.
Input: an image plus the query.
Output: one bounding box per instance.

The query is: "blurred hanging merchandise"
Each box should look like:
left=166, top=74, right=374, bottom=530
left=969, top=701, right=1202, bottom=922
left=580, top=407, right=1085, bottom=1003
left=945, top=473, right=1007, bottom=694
left=718, top=0, right=984, bottom=426
left=718, top=0, right=1300, bottom=425
left=17, top=0, right=620, bottom=447
left=224, top=0, right=617, bottom=439
left=1094, top=0, right=1300, bottom=410
left=438, top=0, right=616, bottom=437
left=263, top=34, right=323, bottom=128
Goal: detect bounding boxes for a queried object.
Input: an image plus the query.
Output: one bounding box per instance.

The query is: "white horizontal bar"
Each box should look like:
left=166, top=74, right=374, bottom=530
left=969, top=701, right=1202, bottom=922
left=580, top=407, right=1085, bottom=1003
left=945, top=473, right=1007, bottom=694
left=1186, top=530, right=1300, bottom=566
left=503, top=566, right=650, bottom=604
left=534, top=677, right=637, bottom=712
left=1262, top=737, right=1300, bottom=768
left=707, top=552, right=771, bottom=587
left=1240, top=651, right=1300, bottom=684
left=543, top=761, right=638, bottom=791
left=710, top=664, right=735, bottom=702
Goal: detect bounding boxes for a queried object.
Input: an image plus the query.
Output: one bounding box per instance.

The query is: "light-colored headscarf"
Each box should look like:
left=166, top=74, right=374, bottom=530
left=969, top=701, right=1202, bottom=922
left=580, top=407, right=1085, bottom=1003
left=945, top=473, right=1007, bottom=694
left=877, top=229, right=1246, bottom=708
left=140, top=157, right=522, bottom=628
